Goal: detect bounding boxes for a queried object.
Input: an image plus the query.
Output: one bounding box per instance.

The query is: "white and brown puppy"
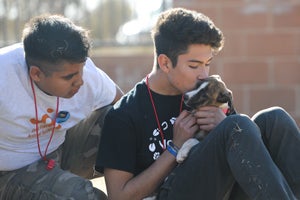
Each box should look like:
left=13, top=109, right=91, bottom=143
left=176, top=74, right=236, bottom=163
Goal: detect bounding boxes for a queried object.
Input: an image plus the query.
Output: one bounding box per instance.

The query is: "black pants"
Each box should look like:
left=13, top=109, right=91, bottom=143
left=158, top=107, right=300, bottom=200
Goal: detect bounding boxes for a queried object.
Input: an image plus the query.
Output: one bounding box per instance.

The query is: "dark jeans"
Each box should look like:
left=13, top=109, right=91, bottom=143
left=157, top=107, right=300, bottom=200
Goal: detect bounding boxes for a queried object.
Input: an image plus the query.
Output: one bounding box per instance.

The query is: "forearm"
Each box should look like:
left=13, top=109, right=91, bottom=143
left=107, top=150, right=177, bottom=200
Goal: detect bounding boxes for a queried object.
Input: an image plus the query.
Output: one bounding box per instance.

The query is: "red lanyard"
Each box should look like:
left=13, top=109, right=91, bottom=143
left=146, top=75, right=183, bottom=149
left=30, top=78, right=59, bottom=170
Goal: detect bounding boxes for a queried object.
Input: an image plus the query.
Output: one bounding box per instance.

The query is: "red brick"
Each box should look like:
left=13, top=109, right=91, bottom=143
left=296, top=33, right=300, bottom=53
left=220, top=5, right=269, bottom=31
left=273, top=4, right=300, bottom=28
left=228, top=88, right=247, bottom=113
left=274, top=60, right=300, bottom=85
left=92, top=55, right=152, bottom=92
left=246, top=32, right=298, bottom=57
left=249, top=88, right=295, bottom=112
left=221, top=61, right=269, bottom=85
left=221, top=33, right=246, bottom=57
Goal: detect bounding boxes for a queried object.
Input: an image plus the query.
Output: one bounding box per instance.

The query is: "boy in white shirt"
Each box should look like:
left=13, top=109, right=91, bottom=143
left=0, top=14, right=123, bottom=199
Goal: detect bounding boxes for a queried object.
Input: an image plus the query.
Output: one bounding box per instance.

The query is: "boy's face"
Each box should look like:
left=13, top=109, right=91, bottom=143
left=33, top=62, right=85, bottom=98
left=167, top=44, right=213, bottom=94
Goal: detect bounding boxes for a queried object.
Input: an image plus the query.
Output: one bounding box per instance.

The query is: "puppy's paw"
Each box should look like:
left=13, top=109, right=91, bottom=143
left=176, top=138, right=199, bottom=163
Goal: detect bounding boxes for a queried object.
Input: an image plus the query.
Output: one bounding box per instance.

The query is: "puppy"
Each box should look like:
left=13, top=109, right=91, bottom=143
left=176, top=75, right=236, bottom=163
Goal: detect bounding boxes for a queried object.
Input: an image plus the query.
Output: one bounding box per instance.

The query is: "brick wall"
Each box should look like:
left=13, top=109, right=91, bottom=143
left=91, top=0, right=300, bottom=127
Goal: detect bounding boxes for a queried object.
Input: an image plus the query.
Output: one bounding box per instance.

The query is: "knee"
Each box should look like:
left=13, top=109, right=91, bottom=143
left=67, top=178, right=106, bottom=199
left=48, top=173, right=105, bottom=200
left=221, top=114, right=259, bottom=137
left=216, top=114, right=262, bottom=151
left=223, top=114, right=253, bottom=129
left=252, top=106, right=287, bottom=122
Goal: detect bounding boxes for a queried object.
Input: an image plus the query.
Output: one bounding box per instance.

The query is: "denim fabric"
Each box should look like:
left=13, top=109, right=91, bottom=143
left=158, top=107, right=299, bottom=200
left=0, top=106, right=112, bottom=200
left=252, top=107, right=300, bottom=198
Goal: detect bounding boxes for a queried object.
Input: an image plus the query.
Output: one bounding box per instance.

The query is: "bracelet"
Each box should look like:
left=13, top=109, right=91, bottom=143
left=167, top=141, right=179, bottom=157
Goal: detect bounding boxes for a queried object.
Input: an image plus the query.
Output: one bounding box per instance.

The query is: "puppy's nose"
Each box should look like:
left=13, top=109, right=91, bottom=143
left=217, top=92, right=231, bottom=103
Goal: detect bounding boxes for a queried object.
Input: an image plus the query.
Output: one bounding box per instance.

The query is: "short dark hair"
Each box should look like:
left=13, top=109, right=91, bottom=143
left=22, top=14, right=90, bottom=75
left=151, top=8, right=224, bottom=68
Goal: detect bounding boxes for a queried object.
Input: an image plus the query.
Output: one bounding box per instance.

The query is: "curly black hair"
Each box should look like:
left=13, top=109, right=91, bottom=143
left=151, top=8, right=224, bottom=68
left=22, top=14, right=90, bottom=75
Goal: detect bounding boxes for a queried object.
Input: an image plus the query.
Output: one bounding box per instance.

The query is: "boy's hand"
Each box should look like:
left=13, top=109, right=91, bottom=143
left=193, top=106, right=226, bottom=132
left=173, top=110, right=198, bottom=148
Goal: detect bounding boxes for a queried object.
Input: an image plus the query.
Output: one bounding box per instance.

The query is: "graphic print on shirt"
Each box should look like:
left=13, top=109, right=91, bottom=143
left=148, top=116, right=177, bottom=160
left=29, top=108, right=63, bottom=138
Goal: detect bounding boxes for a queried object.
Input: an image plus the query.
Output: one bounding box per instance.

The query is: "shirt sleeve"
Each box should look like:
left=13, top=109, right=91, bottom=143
left=83, top=58, right=117, bottom=109
left=95, top=107, right=137, bottom=174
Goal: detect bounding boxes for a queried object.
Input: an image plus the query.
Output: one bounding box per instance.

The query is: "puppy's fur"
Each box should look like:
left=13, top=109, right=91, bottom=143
left=176, top=75, right=236, bottom=163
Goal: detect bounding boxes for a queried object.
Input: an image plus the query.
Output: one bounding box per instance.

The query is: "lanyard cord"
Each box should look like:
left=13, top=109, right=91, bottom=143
left=30, top=78, right=59, bottom=162
left=146, top=75, right=183, bottom=150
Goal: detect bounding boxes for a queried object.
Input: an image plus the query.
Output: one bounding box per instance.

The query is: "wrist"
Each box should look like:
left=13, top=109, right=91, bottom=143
left=167, top=141, right=179, bottom=157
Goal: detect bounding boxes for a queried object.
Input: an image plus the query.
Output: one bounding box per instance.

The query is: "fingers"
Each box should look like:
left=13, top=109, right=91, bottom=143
left=193, top=106, right=226, bottom=132
left=178, top=111, right=197, bottom=128
left=173, top=110, right=198, bottom=147
left=176, top=110, right=191, bottom=121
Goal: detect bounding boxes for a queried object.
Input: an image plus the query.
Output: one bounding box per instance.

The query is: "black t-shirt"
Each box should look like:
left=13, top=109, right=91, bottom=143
left=95, top=79, right=184, bottom=176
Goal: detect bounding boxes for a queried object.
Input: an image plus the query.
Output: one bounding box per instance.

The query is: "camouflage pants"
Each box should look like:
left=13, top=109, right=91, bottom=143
left=0, top=105, right=112, bottom=200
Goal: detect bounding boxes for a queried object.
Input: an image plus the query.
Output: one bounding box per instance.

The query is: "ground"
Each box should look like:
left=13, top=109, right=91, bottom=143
left=91, top=177, right=107, bottom=195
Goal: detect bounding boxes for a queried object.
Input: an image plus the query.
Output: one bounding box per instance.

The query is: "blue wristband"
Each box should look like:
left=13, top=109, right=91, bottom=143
left=167, top=141, right=178, bottom=157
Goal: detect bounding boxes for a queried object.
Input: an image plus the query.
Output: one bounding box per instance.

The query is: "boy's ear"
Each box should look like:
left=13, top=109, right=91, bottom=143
left=157, top=54, right=172, bottom=72
left=29, top=66, right=42, bottom=81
